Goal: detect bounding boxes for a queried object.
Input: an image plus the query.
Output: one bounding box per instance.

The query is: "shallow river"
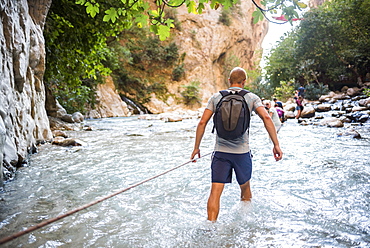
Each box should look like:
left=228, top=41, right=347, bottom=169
left=0, top=115, right=370, bottom=247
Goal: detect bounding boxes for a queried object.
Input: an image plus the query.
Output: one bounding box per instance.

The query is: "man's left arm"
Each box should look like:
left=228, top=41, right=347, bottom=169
left=255, top=106, right=283, bottom=161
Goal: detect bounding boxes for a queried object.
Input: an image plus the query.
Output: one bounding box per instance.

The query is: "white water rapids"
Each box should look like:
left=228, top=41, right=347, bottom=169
left=0, top=115, right=369, bottom=247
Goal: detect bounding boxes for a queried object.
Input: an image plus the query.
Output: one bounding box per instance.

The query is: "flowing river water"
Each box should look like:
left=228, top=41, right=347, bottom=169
left=0, top=115, right=370, bottom=247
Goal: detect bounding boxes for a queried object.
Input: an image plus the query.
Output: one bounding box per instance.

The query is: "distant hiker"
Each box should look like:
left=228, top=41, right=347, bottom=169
left=275, top=105, right=285, bottom=123
left=295, top=96, right=304, bottom=119
left=273, top=98, right=283, bottom=108
left=190, top=67, right=283, bottom=222
left=265, top=101, right=282, bottom=132
left=297, top=85, right=305, bottom=98
left=273, top=98, right=285, bottom=122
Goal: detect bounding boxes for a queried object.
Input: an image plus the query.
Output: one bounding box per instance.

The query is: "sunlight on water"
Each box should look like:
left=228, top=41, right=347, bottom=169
left=1, top=116, right=370, bottom=247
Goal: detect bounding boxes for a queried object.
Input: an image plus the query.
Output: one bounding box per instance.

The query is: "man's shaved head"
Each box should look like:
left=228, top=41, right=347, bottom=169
left=229, top=67, right=247, bottom=85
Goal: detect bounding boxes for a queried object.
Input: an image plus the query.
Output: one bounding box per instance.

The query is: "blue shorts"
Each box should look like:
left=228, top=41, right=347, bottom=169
left=211, top=151, right=252, bottom=185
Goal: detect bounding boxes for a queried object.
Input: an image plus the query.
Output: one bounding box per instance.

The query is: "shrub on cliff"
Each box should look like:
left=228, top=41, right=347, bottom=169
left=181, top=81, right=201, bottom=106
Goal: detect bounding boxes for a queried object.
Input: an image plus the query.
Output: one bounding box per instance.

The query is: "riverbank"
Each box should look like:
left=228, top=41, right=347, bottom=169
left=1, top=114, right=369, bottom=247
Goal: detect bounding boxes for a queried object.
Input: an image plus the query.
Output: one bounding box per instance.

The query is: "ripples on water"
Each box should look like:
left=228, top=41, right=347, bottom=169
left=0, top=116, right=369, bottom=247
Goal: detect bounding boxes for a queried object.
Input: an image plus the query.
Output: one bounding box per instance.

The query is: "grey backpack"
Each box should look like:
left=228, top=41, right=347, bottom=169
left=212, top=90, right=250, bottom=140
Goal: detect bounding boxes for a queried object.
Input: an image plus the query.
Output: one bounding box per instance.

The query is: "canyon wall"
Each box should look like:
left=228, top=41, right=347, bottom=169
left=145, top=1, right=268, bottom=113
left=0, top=0, right=52, bottom=182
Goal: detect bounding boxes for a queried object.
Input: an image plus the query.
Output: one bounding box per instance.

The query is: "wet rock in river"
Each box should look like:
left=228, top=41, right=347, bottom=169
left=337, top=129, right=361, bottom=139
left=52, top=130, right=68, bottom=138
left=315, top=104, right=332, bottom=112
left=358, top=98, right=370, bottom=106
left=319, top=117, right=344, bottom=128
left=301, top=106, right=315, bottom=118
left=52, top=137, right=87, bottom=147
left=61, top=114, right=74, bottom=123
left=346, top=87, right=362, bottom=97
left=72, top=112, right=84, bottom=123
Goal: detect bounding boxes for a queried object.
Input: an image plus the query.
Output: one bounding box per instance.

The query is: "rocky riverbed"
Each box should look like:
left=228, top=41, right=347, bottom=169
left=48, top=87, right=370, bottom=148
left=284, top=88, right=370, bottom=130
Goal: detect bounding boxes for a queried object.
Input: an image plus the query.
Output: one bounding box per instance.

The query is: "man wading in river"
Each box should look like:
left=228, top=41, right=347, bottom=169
left=190, top=67, right=283, bottom=222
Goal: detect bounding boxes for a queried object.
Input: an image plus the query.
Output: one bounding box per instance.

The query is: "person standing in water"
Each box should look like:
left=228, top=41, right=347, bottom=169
left=190, top=67, right=283, bottom=222
left=295, top=96, right=304, bottom=119
left=265, top=100, right=282, bottom=133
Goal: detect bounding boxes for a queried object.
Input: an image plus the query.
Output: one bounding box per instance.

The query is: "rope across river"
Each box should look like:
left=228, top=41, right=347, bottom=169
left=0, top=152, right=212, bottom=245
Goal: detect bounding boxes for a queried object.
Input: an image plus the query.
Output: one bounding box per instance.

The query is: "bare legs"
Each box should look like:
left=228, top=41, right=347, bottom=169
left=207, top=183, right=224, bottom=222
left=207, top=181, right=252, bottom=222
left=295, top=109, right=302, bottom=119
left=240, top=180, right=252, bottom=201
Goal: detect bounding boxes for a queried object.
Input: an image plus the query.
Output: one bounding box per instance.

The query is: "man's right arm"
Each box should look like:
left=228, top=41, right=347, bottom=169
left=255, top=106, right=283, bottom=161
left=191, top=108, right=213, bottom=161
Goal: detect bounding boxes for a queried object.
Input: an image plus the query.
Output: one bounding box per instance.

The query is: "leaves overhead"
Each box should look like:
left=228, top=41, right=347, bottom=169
left=252, top=0, right=307, bottom=24
left=44, top=0, right=307, bottom=113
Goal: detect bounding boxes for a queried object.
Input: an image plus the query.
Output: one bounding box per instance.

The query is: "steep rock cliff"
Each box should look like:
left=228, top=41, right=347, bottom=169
left=144, top=1, right=268, bottom=113
left=0, top=0, right=52, bottom=181
left=87, top=77, right=131, bottom=119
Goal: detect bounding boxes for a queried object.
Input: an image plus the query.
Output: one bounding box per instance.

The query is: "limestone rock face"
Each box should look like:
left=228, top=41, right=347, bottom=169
left=0, top=0, right=52, bottom=180
left=86, top=77, right=131, bottom=118
left=146, top=1, right=268, bottom=113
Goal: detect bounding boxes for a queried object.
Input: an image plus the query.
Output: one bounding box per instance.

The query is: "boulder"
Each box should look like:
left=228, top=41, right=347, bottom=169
left=337, top=129, right=361, bottom=139
left=61, top=114, right=74, bottom=123
left=166, top=116, right=183, bottom=122
left=92, top=77, right=131, bottom=118
left=358, top=114, right=369, bottom=123
left=316, top=104, right=332, bottom=112
left=319, top=117, right=344, bottom=127
left=48, top=117, right=75, bottom=131
left=284, top=111, right=295, bottom=119
left=72, top=112, right=84, bottom=123
left=52, top=137, right=87, bottom=146
left=301, top=106, right=315, bottom=118
left=332, top=93, right=350, bottom=100
left=284, top=104, right=296, bottom=112
left=351, top=106, right=368, bottom=112
left=346, top=87, right=361, bottom=97
left=339, top=116, right=351, bottom=123
left=52, top=130, right=68, bottom=138
left=341, top=86, right=349, bottom=93
left=83, top=125, right=94, bottom=131
left=85, top=110, right=101, bottom=119
left=358, top=98, right=370, bottom=107
left=56, top=100, right=68, bottom=118
left=319, top=91, right=336, bottom=102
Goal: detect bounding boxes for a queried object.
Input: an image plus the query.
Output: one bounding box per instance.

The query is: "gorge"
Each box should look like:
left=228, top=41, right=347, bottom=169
left=0, top=0, right=269, bottom=182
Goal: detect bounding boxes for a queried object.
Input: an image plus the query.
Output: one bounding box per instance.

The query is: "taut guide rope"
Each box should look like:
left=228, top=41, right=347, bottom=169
left=0, top=152, right=212, bottom=245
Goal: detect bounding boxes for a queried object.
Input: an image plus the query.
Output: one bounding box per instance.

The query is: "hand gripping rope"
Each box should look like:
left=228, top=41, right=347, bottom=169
left=0, top=152, right=212, bottom=245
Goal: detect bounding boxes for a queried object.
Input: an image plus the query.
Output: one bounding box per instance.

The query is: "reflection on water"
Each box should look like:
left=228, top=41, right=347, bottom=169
left=0, top=116, right=370, bottom=247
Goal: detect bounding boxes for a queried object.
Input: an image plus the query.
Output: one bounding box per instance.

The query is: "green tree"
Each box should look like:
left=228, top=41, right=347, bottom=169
left=265, top=0, right=370, bottom=95
left=264, top=31, right=300, bottom=87
left=44, top=0, right=307, bottom=113
left=110, top=26, right=180, bottom=105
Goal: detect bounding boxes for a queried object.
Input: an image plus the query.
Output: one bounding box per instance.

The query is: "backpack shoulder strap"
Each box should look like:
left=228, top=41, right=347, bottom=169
left=219, top=90, right=230, bottom=97
left=238, top=89, right=250, bottom=97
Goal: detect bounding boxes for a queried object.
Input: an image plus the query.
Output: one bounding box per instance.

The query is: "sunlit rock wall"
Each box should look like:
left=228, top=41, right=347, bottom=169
left=145, top=0, right=268, bottom=113
left=87, top=77, right=131, bottom=118
left=0, top=0, right=52, bottom=182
